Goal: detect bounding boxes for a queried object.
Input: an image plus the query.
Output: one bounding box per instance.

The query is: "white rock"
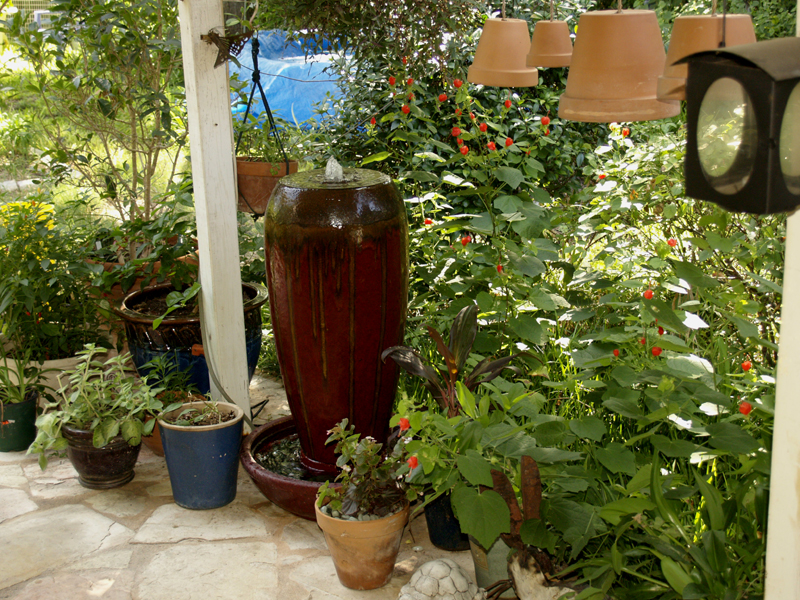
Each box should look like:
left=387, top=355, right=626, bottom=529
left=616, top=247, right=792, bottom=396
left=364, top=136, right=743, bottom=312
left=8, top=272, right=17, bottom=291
left=132, top=502, right=267, bottom=544
left=0, top=488, right=38, bottom=523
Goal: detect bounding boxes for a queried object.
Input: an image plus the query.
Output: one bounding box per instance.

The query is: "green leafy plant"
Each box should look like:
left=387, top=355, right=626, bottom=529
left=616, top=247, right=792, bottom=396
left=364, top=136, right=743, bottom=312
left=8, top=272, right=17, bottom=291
left=0, top=194, right=108, bottom=362
left=316, top=419, right=417, bottom=519
left=0, top=347, right=48, bottom=404
left=382, top=303, right=526, bottom=417
left=28, top=344, right=165, bottom=469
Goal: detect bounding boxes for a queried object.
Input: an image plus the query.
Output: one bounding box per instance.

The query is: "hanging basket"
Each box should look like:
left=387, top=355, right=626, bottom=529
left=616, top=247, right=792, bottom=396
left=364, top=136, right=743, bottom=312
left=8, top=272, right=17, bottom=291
left=236, top=158, right=299, bottom=215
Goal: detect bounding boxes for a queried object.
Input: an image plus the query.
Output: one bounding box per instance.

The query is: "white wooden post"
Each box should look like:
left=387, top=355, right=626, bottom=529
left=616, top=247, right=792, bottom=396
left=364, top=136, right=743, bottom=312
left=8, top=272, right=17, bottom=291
left=177, top=0, right=251, bottom=429
left=765, top=7, right=800, bottom=594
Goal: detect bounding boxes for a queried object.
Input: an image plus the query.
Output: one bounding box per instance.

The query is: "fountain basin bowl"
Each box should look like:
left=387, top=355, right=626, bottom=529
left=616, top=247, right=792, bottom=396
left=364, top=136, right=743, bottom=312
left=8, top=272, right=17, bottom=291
left=240, top=416, right=329, bottom=521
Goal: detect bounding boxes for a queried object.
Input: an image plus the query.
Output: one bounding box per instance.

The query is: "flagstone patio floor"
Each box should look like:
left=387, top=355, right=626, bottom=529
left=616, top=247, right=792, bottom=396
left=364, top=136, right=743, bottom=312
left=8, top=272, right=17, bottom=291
left=0, top=373, right=474, bottom=600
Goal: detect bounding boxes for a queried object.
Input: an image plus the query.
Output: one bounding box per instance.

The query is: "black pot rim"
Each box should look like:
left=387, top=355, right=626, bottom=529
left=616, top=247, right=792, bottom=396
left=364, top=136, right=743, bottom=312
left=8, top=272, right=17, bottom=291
left=113, top=281, right=267, bottom=325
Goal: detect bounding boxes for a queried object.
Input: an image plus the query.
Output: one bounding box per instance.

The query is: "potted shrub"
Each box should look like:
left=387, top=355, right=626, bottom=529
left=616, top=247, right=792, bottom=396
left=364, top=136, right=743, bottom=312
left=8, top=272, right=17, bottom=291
left=315, top=419, right=417, bottom=590
left=0, top=350, right=46, bottom=452
left=381, top=303, right=525, bottom=551
left=28, top=344, right=165, bottom=488
left=0, top=196, right=110, bottom=389
left=114, top=281, right=267, bottom=394
left=158, top=396, right=245, bottom=509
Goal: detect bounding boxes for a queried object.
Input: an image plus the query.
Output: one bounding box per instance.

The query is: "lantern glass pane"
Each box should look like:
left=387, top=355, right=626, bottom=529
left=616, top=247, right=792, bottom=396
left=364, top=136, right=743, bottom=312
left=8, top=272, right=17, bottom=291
left=780, top=81, right=800, bottom=195
left=697, top=77, right=757, bottom=195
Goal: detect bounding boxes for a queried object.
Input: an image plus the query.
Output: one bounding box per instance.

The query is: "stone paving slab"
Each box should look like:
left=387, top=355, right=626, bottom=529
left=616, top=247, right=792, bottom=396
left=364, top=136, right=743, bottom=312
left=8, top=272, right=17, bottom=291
left=0, top=373, right=481, bottom=600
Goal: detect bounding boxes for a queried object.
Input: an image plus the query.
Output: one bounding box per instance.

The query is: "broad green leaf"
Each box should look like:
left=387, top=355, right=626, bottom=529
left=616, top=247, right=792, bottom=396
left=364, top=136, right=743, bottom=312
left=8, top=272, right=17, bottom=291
left=672, top=260, right=720, bottom=289
left=728, top=314, right=760, bottom=338
left=406, top=170, right=439, bottom=183
left=529, top=288, right=558, bottom=311
left=651, top=454, right=689, bottom=542
left=451, top=487, right=510, bottom=550
left=594, top=442, right=636, bottom=475
left=526, top=447, right=582, bottom=464
left=703, top=530, right=729, bottom=573
left=602, top=387, right=642, bottom=418
left=533, top=420, right=569, bottom=446
left=508, top=253, right=546, bottom=278
left=643, top=300, right=688, bottom=333
left=661, top=557, right=692, bottom=594
left=705, top=422, right=760, bottom=454
left=121, top=419, right=143, bottom=446
left=510, top=314, right=546, bottom=345
left=626, top=464, right=652, bottom=493
left=705, top=231, right=734, bottom=252
left=360, top=151, right=391, bottom=165
left=495, top=166, right=525, bottom=190
left=456, top=449, right=495, bottom=487
left=494, top=195, right=522, bottom=213
left=694, top=471, right=725, bottom=531
left=569, top=416, right=607, bottom=442
left=599, top=497, right=656, bottom=525
left=651, top=435, right=700, bottom=458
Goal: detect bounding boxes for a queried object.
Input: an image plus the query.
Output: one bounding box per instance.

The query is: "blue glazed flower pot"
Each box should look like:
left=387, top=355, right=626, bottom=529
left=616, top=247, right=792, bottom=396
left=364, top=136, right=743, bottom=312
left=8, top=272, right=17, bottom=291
left=159, top=401, right=245, bottom=509
left=115, top=282, right=267, bottom=394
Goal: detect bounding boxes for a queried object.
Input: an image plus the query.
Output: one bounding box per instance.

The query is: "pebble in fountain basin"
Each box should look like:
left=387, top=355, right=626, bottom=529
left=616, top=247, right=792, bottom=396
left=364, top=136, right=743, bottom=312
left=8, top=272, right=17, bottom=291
left=240, top=416, right=335, bottom=521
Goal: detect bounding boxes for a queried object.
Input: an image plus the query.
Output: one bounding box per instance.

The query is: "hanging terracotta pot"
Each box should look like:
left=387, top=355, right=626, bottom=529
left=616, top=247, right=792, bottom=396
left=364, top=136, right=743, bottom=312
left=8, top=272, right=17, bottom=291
left=236, top=158, right=299, bottom=215
left=315, top=498, right=409, bottom=590
left=264, top=167, right=408, bottom=474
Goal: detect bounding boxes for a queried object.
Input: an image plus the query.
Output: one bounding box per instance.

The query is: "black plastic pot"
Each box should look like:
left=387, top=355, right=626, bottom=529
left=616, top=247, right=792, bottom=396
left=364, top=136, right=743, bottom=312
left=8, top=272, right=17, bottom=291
left=0, top=391, right=38, bottom=452
left=424, top=492, right=470, bottom=551
left=62, top=425, right=141, bottom=489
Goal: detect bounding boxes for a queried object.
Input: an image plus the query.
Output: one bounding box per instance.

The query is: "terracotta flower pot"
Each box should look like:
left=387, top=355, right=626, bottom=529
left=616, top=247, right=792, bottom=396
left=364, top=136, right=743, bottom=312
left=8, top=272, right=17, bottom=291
left=236, top=158, right=298, bottom=215
left=315, top=499, right=409, bottom=590
left=62, top=424, right=141, bottom=489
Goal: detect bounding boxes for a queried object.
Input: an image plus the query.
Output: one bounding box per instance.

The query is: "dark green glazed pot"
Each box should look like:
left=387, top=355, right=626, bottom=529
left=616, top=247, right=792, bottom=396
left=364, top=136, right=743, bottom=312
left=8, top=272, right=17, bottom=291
left=0, top=391, right=38, bottom=453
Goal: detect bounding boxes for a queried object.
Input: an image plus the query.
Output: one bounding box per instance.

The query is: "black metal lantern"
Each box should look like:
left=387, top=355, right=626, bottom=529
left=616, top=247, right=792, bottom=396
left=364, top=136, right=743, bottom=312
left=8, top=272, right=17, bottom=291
left=681, top=37, right=800, bottom=214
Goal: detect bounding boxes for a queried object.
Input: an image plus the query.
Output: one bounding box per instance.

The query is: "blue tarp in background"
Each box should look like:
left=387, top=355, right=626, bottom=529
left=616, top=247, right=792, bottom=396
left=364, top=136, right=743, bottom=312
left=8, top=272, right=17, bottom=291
left=230, top=30, right=341, bottom=125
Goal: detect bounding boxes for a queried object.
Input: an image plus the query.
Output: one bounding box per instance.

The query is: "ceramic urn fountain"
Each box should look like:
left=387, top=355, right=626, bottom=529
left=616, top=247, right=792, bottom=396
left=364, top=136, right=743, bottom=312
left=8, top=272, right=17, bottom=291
left=263, top=158, right=409, bottom=474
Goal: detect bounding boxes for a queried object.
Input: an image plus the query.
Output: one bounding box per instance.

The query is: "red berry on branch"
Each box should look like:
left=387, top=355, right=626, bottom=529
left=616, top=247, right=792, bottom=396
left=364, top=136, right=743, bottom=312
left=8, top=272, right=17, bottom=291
left=407, top=456, right=419, bottom=469
left=497, top=264, right=503, bottom=273
left=544, top=129, right=550, bottom=136
left=613, top=349, right=620, bottom=357
left=424, top=218, right=432, bottom=225
left=370, top=117, right=376, bottom=125
left=454, top=79, right=463, bottom=88
left=402, top=56, right=408, bottom=65
left=668, top=238, right=677, bottom=247
left=399, top=417, right=410, bottom=431
left=652, top=346, right=663, bottom=357
left=461, top=235, right=471, bottom=246
left=598, top=174, right=606, bottom=180
left=470, top=112, right=475, bottom=120
left=460, top=145, right=469, bottom=155
left=438, top=93, right=447, bottom=102
left=504, top=99, right=512, bottom=109
left=388, top=76, right=396, bottom=86
left=407, top=77, right=414, bottom=85
left=487, top=141, right=496, bottom=151
left=658, top=326, right=664, bottom=336
left=479, top=122, right=488, bottom=133
left=452, top=126, right=461, bottom=137
left=457, top=138, right=464, bottom=146
left=739, top=401, right=753, bottom=416
left=622, top=127, right=630, bottom=137
left=505, top=137, right=513, bottom=147
left=643, top=289, right=654, bottom=300
left=742, top=360, right=752, bottom=371
left=401, top=104, right=410, bottom=114
left=542, top=116, right=551, bottom=126
left=455, top=108, right=462, bottom=116
left=640, top=337, right=646, bottom=345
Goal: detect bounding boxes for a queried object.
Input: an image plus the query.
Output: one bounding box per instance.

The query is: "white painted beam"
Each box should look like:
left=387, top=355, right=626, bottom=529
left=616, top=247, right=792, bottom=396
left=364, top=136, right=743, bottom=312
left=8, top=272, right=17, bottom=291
left=177, top=0, right=251, bottom=429
left=765, top=9, right=800, bottom=595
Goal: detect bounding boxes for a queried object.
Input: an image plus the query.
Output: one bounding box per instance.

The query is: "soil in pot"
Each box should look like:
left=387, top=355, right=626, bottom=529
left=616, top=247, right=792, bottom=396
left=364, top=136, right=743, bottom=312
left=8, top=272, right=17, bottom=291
left=62, top=425, right=141, bottom=489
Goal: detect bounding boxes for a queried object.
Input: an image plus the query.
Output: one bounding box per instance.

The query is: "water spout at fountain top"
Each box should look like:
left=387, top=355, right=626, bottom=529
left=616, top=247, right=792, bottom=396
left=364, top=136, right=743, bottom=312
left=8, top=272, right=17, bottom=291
left=324, top=156, right=345, bottom=183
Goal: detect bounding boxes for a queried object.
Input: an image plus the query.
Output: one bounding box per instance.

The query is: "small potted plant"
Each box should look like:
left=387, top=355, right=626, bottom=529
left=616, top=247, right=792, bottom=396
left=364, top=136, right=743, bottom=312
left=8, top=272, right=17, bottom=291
left=28, top=344, right=165, bottom=488
left=0, top=349, right=46, bottom=452
left=157, top=396, right=244, bottom=510
left=232, top=102, right=311, bottom=214
left=315, top=419, right=417, bottom=590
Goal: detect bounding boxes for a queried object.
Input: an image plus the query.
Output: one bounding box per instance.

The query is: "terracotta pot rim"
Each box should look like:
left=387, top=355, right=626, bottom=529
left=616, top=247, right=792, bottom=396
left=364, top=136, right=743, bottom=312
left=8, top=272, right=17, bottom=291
left=113, top=281, right=267, bottom=324
left=158, top=400, right=244, bottom=432
left=315, top=497, right=410, bottom=537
